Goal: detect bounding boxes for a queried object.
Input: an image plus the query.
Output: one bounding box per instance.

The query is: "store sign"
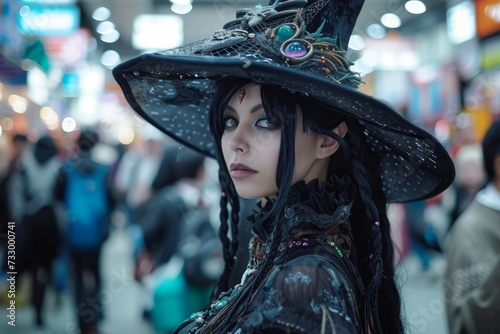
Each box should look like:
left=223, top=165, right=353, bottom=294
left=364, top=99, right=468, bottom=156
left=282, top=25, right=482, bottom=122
left=447, top=1, right=476, bottom=45
left=17, top=6, right=79, bottom=36
left=44, top=28, right=90, bottom=67
left=476, top=0, right=500, bottom=39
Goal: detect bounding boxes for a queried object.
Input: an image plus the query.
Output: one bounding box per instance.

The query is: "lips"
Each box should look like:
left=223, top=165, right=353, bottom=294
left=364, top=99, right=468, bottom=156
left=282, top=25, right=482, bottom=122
left=229, top=163, right=257, bottom=179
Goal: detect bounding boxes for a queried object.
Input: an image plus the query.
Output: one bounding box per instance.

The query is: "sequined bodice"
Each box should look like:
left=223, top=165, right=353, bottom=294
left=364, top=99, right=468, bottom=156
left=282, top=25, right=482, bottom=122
left=175, top=176, right=364, bottom=333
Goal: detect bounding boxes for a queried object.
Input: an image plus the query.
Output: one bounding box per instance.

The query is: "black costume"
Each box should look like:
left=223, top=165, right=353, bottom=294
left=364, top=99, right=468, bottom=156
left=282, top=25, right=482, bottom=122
left=175, top=177, right=363, bottom=333
left=112, top=0, right=456, bottom=333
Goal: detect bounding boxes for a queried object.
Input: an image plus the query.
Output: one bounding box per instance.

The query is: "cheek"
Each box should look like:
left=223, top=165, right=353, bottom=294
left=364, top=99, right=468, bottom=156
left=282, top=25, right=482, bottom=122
left=265, top=135, right=281, bottom=162
left=293, top=136, right=317, bottom=169
left=221, top=134, right=231, bottom=161
left=254, top=130, right=276, bottom=150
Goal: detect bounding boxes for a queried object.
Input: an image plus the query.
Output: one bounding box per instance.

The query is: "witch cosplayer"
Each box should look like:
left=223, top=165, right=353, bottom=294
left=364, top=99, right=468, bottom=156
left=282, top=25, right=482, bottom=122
left=113, top=0, right=455, bottom=333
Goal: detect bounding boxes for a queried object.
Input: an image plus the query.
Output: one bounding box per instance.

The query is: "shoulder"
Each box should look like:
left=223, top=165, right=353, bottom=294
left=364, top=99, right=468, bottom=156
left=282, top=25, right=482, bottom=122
left=245, top=251, right=361, bottom=332
left=451, top=200, right=498, bottom=239
left=266, top=252, right=356, bottom=295
left=446, top=200, right=500, bottom=262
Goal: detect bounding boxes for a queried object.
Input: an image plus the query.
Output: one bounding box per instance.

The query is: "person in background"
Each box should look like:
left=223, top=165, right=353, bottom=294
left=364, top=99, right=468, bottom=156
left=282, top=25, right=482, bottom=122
left=139, top=145, right=208, bottom=272
left=55, top=129, right=115, bottom=334
left=10, top=135, right=61, bottom=326
left=114, top=128, right=165, bottom=228
left=0, top=134, right=30, bottom=226
left=444, top=119, right=500, bottom=334
left=448, top=143, right=486, bottom=228
left=137, top=145, right=221, bottom=323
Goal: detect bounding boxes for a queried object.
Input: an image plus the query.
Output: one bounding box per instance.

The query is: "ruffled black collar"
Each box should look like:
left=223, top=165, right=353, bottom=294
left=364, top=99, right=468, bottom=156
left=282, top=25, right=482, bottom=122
left=247, top=175, right=356, bottom=242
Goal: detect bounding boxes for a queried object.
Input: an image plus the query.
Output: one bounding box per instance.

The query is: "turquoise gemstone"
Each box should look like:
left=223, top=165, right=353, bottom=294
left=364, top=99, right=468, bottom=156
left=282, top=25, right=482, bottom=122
left=190, top=311, right=203, bottom=319
left=215, top=297, right=229, bottom=309
left=276, top=25, right=294, bottom=41
left=284, top=42, right=307, bottom=57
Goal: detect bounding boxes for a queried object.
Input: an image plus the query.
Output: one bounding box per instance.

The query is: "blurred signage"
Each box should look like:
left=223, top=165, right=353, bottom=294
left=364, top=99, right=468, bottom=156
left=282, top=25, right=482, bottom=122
left=20, top=0, right=76, bottom=3
left=17, top=6, right=79, bottom=36
left=476, top=0, right=500, bottom=39
left=447, top=1, right=476, bottom=44
left=0, top=54, right=27, bottom=86
left=44, top=29, right=90, bottom=67
left=481, top=37, right=500, bottom=70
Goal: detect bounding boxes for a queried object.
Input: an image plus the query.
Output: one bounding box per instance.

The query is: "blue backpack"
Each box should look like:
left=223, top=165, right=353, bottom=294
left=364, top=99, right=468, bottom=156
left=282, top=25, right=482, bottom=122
left=64, top=164, right=109, bottom=250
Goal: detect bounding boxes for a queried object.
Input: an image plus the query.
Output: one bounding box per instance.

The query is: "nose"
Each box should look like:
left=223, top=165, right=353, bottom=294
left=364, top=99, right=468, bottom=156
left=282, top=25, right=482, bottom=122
left=228, top=125, right=250, bottom=153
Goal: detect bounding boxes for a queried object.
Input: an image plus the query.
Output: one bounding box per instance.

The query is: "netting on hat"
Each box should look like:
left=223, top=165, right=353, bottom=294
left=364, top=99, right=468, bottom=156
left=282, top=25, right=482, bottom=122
left=362, top=125, right=445, bottom=202
left=123, top=68, right=453, bottom=203
left=157, top=0, right=360, bottom=88
left=115, top=0, right=455, bottom=203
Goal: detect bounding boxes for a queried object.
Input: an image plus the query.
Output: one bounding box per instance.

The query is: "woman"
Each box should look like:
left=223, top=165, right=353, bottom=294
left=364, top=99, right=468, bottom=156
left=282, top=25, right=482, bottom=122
left=16, top=135, right=61, bottom=326
left=113, top=0, right=455, bottom=332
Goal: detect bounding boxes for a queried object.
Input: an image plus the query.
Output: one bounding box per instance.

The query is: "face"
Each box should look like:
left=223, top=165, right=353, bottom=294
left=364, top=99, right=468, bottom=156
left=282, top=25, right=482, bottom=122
left=221, top=84, right=330, bottom=199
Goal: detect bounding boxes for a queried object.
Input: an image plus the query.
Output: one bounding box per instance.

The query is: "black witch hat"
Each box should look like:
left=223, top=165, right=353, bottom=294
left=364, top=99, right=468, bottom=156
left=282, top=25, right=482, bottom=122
left=112, top=0, right=455, bottom=203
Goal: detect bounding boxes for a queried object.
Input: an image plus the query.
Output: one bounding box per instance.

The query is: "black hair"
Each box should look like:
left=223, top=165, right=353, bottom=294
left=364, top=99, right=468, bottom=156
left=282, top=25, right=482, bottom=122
left=152, top=145, right=205, bottom=191
left=78, top=128, right=100, bottom=152
left=12, top=133, right=28, bottom=144
left=482, top=119, right=500, bottom=181
left=34, top=135, right=58, bottom=164
left=208, top=77, right=403, bottom=333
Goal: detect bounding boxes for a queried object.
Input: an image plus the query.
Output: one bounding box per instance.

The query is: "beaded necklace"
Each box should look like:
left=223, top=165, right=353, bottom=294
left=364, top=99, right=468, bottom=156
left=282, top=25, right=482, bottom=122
left=186, top=227, right=354, bottom=333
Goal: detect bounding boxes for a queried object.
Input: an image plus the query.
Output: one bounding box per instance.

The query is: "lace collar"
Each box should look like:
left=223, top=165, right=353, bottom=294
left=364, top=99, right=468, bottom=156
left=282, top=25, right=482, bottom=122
left=247, top=175, right=356, bottom=242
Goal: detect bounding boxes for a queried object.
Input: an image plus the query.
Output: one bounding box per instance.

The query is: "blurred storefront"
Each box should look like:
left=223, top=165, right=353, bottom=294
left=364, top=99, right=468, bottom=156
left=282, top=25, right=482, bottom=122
left=0, top=0, right=136, bottom=150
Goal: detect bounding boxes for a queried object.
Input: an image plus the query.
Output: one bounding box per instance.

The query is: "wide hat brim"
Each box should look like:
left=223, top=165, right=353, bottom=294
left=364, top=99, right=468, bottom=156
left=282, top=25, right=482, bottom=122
left=113, top=0, right=455, bottom=203
left=113, top=52, right=455, bottom=203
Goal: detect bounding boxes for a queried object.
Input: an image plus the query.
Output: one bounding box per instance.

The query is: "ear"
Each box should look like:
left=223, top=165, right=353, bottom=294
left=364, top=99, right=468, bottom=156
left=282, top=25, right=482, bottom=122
left=316, top=122, right=348, bottom=159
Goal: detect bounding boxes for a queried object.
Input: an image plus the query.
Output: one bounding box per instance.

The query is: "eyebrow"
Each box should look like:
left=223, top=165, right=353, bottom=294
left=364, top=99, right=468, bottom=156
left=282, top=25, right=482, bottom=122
left=225, top=103, right=264, bottom=114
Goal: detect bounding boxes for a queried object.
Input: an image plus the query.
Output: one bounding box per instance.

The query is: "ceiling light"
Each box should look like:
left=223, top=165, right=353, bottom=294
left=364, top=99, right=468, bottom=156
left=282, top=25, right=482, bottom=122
left=40, top=107, right=54, bottom=121
left=101, top=50, right=121, bottom=68
left=171, top=3, right=193, bottom=15
left=96, top=21, right=115, bottom=35
left=170, top=0, right=192, bottom=5
left=8, top=95, right=27, bottom=114
left=381, top=13, right=402, bottom=28
left=118, top=128, right=135, bottom=145
left=366, top=23, right=387, bottom=39
left=92, top=7, right=111, bottom=21
left=62, top=117, right=77, bottom=132
left=348, top=34, right=365, bottom=50
left=133, top=15, right=183, bottom=50
left=405, top=1, right=426, bottom=14
left=101, top=29, right=120, bottom=43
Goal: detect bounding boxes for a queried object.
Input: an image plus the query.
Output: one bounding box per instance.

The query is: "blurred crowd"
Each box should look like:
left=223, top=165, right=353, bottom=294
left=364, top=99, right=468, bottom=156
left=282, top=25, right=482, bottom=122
left=0, top=126, right=250, bottom=334
left=0, top=115, right=499, bottom=334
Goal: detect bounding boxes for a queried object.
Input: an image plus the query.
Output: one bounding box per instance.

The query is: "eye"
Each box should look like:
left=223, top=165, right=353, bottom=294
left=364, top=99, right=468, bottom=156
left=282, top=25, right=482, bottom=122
left=255, top=116, right=275, bottom=129
left=223, top=116, right=238, bottom=129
